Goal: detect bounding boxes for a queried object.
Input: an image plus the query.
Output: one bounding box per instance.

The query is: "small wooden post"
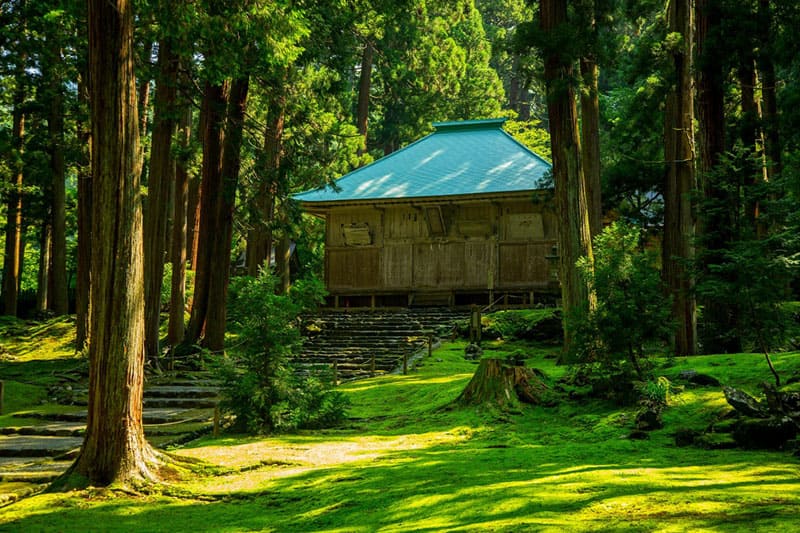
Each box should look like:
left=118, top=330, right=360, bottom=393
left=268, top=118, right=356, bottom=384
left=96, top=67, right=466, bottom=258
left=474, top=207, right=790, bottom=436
left=332, top=361, right=339, bottom=385
left=0, top=380, right=4, bottom=415
left=428, top=333, right=433, bottom=357
left=213, top=405, right=220, bottom=437
left=469, top=305, right=482, bottom=345
left=370, top=353, right=376, bottom=377
left=403, top=352, right=408, bottom=375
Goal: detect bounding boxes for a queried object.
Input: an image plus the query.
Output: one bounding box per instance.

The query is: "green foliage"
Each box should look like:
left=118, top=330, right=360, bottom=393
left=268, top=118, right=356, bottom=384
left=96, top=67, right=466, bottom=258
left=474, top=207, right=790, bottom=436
left=477, top=308, right=562, bottom=344
left=221, top=272, right=348, bottom=433
left=696, top=147, right=800, bottom=355
left=636, top=376, right=671, bottom=408
left=569, top=222, right=672, bottom=378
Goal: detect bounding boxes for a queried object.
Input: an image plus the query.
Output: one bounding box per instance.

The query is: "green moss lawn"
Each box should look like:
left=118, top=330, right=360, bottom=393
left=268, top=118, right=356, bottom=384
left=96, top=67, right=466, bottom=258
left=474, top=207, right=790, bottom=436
left=2, top=320, right=800, bottom=531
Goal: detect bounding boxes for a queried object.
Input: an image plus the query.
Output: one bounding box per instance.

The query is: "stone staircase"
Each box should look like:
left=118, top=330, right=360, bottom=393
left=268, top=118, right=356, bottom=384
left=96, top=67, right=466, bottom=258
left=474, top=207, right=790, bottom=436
left=296, top=308, right=467, bottom=381
left=0, top=373, right=221, bottom=505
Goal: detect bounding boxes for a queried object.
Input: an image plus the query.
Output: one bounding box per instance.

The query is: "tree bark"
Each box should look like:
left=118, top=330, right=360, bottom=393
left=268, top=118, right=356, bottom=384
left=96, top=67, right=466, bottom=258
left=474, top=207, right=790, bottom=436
left=76, top=74, right=92, bottom=350
left=204, top=75, right=249, bottom=352
left=183, top=80, right=227, bottom=347
left=186, top=171, right=201, bottom=271
left=68, top=0, right=160, bottom=486
left=696, top=0, right=740, bottom=354
left=663, top=0, right=697, bottom=356
left=456, top=358, right=550, bottom=407
left=48, top=42, right=68, bottom=316
left=246, top=91, right=285, bottom=276
left=36, top=223, right=52, bottom=313
left=143, top=38, right=179, bottom=363
left=757, top=0, right=780, bottom=179
left=539, top=0, right=596, bottom=355
left=356, top=41, right=373, bottom=158
left=168, top=105, right=192, bottom=347
left=738, top=58, right=760, bottom=228
left=2, top=70, right=25, bottom=317
left=579, top=56, right=602, bottom=239
left=277, top=233, right=291, bottom=295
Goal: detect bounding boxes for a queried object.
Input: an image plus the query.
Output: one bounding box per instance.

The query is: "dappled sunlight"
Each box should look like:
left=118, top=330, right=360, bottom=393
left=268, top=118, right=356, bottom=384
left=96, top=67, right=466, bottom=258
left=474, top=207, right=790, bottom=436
left=176, top=428, right=479, bottom=496
left=344, top=373, right=472, bottom=393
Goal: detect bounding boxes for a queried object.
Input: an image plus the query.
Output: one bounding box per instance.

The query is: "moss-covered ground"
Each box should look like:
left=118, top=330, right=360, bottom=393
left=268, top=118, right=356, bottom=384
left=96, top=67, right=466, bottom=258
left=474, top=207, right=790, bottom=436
left=2, top=319, right=800, bottom=531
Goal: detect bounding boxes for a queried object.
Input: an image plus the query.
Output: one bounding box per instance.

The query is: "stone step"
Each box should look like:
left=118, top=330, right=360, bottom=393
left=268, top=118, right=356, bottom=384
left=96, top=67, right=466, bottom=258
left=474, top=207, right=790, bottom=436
left=143, top=397, right=218, bottom=409
left=0, top=459, right=73, bottom=483
left=0, top=423, right=85, bottom=437
left=143, top=385, right=220, bottom=398
left=15, top=407, right=212, bottom=425
left=0, top=436, right=83, bottom=458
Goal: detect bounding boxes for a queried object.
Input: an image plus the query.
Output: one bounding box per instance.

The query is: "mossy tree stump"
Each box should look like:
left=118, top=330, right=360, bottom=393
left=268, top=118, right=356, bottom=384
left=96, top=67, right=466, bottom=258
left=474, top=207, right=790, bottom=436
left=456, top=358, right=551, bottom=407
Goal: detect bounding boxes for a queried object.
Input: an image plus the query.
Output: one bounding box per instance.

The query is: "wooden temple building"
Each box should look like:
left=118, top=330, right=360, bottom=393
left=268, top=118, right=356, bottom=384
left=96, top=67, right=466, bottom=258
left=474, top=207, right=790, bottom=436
left=294, top=118, right=557, bottom=309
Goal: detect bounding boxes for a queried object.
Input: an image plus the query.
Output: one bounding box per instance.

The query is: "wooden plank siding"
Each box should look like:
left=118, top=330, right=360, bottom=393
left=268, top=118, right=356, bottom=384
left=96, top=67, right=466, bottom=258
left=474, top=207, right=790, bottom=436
left=322, top=197, right=558, bottom=302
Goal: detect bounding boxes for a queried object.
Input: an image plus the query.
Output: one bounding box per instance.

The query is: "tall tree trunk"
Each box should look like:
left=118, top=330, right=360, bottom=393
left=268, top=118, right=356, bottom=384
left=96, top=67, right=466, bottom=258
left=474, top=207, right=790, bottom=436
left=76, top=75, right=92, bottom=350
left=539, top=0, right=596, bottom=355
left=36, top=223, right=52, bottom=313
left=356, top=41, right=373, bottom=158
left=69, top=0, right=160, bottom=486
left=579, top=56, right=602, bottom=238
left=48, top=43, right=69, bottom=316
left=183, top=80, right=227, bottom=347
left=245, top=92, right=285, bottom=276
left=663, top=0, right=697, bottom=356
left=143, top=38, right=179, bottom=363
left=738, top=57, right=760, bottom=229
left=277, top=233, right=292, bottom=295
left=204, top=76, right=249, bottom=352
left=696, top=0, right=740, bottom=354
left=2, top=78, right=25, bottom=317
left=757, top=0, right=780, bottom=179
left=168, top=105, right=192, bottom=347
left=187, top=172, right=201, bottom=270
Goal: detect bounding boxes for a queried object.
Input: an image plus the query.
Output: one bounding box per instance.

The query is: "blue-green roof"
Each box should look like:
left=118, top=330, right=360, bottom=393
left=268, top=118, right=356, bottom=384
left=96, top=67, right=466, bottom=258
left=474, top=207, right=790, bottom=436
left=294, top=118, right=551, bottom=205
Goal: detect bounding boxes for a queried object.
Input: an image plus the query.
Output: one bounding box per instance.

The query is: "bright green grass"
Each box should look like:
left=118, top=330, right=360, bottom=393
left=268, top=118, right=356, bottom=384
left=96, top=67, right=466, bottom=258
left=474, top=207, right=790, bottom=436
left=1, top=314, right=799, bottom=530
left=2, top=333, right=800, bottom=532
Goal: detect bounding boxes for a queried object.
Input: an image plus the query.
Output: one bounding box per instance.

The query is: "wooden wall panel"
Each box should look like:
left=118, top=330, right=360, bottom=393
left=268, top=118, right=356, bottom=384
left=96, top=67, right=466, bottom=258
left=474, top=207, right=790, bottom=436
left=413, top=243, right=439, bottom=288
left=327, top=248, right=380, bottom=289
left=498, top=243, right=553, bottom=287
left=385, top=207, right=426, bottom=240
left=499, top=243, right=527, bottom=284
left=464, top=241, right=492, bottom=288
left=383, top=244, right=413, bottom=288
left=439, top=243, right=465, bottom=287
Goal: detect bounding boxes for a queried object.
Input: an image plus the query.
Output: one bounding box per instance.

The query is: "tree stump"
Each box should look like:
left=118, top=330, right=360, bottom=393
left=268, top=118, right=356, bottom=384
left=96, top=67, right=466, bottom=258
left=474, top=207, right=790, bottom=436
left=456, top=358, right=551, bottom=407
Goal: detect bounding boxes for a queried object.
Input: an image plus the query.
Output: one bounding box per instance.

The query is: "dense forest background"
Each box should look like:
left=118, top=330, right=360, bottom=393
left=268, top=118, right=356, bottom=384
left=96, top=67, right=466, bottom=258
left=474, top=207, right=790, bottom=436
left=1, top=0, right=799, bottom=361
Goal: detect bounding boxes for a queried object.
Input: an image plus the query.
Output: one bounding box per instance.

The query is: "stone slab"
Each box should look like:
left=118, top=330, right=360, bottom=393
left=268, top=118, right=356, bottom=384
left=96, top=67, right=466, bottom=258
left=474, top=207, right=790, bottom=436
left=0, top=436, right=82, bottom=458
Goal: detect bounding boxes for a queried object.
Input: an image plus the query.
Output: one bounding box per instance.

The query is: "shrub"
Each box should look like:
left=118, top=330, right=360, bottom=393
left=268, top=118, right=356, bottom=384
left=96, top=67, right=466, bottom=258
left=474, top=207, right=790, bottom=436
left=569, top=222, right=673, bottom=381
left=221, top=272, right=348, bottom=434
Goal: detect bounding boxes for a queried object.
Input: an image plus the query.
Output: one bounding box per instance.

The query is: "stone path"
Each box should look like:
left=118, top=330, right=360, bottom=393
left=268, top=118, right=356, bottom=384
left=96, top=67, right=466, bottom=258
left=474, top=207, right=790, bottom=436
left=0, top=374, right=221, bottom=506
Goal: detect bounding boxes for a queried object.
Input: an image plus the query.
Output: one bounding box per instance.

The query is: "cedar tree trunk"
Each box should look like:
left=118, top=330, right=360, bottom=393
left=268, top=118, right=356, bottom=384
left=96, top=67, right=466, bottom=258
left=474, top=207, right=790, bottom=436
left=246, top=91, right=284, bottom=276
left=204, top=75, right=249, bottom=352
left=168, top=105, right=192, bottom=346
left=539, top=0, right=596, bottom=354
left=2, top=79, right=25, bottom=316
left=70, top=0, right=160, bottom=485
left=356, top=41, right=373, bottom=158
left=696, top=0, right=741, bottom=353
left=183, top=80, right=227, bottom=347
left=48, top=42, right=69, bottom=316
left=580, top=56, right=602, bottom=239
left=144, top=38, right=179, bottom=362
left=76, top=75, right=92, bottom=349
left=663, top=0, right=697, bottom=356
